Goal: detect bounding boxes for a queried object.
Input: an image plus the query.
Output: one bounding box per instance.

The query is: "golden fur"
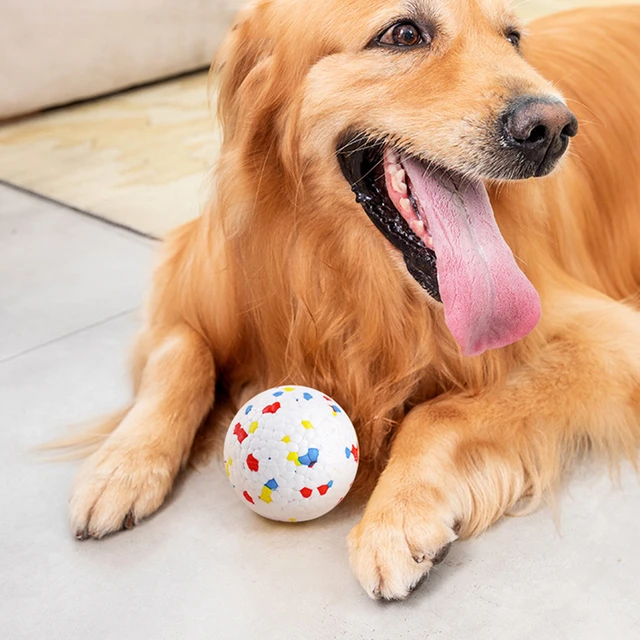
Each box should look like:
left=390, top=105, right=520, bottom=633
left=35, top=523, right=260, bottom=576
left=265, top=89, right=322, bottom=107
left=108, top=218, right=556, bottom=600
left=66, top=0, right=640, bottom=600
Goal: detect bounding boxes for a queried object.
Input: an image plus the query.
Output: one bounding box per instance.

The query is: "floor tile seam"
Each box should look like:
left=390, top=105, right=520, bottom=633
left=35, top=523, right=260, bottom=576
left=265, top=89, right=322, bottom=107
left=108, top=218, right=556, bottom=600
left=0, top=307, right=140, bottom=365
left=0, top=180, right=160, bottom=243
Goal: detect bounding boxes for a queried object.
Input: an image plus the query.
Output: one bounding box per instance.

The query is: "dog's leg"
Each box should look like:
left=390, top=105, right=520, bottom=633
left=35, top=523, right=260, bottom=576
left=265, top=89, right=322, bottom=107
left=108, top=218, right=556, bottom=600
left=349, top=295, right=640, bottom=600
left=69, top=324, right=215, bottom=539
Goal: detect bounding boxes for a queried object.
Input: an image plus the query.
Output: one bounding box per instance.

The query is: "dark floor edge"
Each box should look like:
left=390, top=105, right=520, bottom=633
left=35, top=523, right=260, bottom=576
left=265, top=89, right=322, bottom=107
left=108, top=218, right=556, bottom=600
left=0, top=180, right=159, bottom=241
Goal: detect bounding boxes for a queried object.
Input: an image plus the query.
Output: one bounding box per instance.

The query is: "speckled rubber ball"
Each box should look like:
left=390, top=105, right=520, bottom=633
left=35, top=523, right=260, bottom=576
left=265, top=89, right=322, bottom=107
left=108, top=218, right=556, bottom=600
left=223, top=386, right=359, bottom=522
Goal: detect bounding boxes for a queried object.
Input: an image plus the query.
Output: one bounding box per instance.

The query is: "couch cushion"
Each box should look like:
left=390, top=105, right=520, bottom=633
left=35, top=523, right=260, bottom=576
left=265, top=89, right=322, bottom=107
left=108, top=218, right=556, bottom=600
left=0, top=0, right=243, bottom=119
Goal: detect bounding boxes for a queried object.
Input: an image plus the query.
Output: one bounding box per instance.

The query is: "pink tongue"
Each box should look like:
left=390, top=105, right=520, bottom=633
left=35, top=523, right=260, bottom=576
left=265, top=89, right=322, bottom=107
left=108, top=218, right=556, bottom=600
left=402, top=156, right=541, bottom=356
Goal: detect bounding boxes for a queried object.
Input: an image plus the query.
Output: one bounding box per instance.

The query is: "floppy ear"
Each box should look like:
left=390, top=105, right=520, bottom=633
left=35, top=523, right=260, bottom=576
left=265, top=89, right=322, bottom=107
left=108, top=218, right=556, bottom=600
left=213, top=3, right=283, bottom=146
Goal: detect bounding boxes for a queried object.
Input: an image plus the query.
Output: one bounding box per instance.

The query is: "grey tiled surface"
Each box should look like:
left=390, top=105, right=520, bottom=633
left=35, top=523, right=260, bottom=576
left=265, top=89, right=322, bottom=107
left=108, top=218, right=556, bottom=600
left=0, top=187, right=153, bottom=362
left=1, top=183, right=639, bottom=639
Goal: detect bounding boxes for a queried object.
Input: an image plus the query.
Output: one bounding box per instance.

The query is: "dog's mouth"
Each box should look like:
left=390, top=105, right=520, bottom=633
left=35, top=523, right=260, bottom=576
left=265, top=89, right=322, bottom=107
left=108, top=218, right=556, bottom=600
left=337, top=137, right=542, bottom=356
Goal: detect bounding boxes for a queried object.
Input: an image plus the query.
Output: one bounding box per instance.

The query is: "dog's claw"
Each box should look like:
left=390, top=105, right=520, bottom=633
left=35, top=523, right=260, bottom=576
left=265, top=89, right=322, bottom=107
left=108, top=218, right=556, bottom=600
left=123, top=510, right=135, bottom=530
left=432, top=542, right=453, bottom=566
left=75, top=528, right=89, bottom=541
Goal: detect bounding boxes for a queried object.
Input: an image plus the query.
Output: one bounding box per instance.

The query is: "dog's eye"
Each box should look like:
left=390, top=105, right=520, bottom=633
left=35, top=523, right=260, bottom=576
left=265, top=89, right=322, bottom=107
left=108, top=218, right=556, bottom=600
left=506, top=30, right=521, bottom=48
left=378, top=22, right=424, bottom=48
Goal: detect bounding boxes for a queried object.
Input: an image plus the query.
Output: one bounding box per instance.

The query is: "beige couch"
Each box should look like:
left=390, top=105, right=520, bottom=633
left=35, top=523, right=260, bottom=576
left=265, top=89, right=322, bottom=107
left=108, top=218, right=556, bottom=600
left=0, top=0, right=243, bottom=119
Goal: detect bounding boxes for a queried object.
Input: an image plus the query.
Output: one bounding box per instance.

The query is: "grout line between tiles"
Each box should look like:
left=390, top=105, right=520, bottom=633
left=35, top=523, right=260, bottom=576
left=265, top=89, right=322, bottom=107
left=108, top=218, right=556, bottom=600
left=0, top=307, right=140, bottom=365
left=0, top=180, right=160, bottom=242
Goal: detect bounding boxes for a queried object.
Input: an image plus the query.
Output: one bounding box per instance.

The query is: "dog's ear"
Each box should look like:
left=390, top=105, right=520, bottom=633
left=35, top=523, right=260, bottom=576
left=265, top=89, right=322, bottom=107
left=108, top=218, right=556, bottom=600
left=213, top=3, right=283, bottom=146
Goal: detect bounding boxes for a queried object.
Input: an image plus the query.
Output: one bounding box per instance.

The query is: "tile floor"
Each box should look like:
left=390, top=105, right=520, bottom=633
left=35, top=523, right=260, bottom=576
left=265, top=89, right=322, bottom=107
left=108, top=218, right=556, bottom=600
left=1, top=183, right=639, bottom=639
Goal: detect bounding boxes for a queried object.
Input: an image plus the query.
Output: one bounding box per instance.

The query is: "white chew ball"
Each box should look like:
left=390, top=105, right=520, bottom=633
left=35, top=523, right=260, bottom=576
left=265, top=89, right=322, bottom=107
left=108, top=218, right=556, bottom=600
left=223, top=385, right=359, bottom=522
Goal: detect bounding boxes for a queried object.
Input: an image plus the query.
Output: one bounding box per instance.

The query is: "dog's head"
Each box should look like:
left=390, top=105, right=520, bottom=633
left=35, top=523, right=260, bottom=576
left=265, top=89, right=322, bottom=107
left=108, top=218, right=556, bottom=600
left=215, top=0, right=577, bottom=356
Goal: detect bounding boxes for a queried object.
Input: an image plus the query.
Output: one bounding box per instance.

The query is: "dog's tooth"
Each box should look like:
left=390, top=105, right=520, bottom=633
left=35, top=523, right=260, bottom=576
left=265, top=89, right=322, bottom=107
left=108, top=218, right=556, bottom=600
left=411, top=219, right=425, bottom=235
left=390, top=172, right=401, bottom=193
left=395, top=169, right=408, bottom=195
left=399, top=198, right=412, bottom=214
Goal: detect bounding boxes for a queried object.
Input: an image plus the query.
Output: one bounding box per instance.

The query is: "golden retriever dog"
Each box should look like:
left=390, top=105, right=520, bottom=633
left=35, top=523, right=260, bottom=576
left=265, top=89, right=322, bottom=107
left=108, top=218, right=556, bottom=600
left=66, top=0, right=640, bottom=600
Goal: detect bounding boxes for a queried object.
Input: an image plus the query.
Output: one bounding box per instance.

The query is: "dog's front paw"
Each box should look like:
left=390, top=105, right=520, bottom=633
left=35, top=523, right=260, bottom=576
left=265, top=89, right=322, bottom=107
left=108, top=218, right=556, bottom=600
left=69, top=442, right=176, bottom=540
left=347, top=491, right=457, bottom=600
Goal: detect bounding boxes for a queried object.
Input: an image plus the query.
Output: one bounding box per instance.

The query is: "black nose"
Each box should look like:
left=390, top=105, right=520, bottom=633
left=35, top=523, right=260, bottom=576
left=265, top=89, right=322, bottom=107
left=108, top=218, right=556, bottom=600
left=503, top=97, right=578, bottom=176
